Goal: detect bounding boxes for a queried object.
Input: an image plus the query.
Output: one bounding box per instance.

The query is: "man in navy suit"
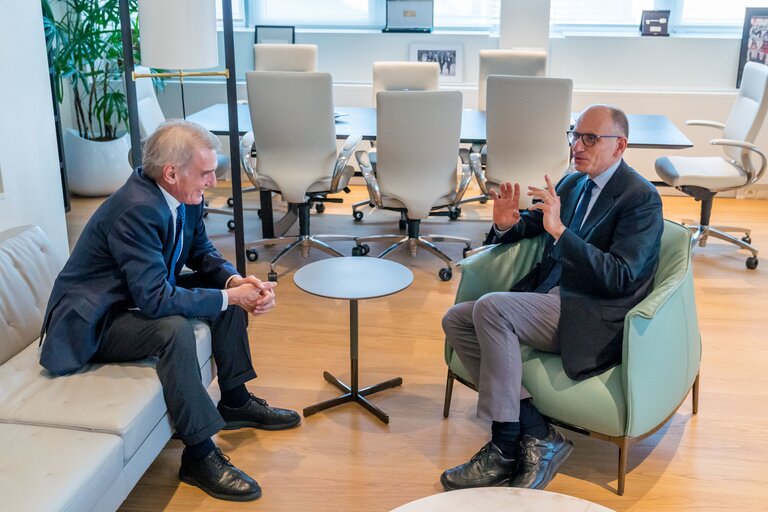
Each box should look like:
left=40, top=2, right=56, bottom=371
left=440, top=105, right=664, bottom=491
left=40, top=120, right=298, bottom=502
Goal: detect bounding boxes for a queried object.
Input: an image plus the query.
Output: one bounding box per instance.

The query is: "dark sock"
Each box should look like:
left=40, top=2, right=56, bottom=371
left=491, top=421, right=520, bottom=458
left=183, top=438, right=215, bottom=462
left=519, top=398, right=549, bottom=439
left=219, top=384, right=250, bottom=408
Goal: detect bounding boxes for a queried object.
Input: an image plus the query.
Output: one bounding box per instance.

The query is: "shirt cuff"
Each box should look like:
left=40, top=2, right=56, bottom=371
left=220, top=290, right=228, bottom=311
left=493, top=224, right=513, bottom=237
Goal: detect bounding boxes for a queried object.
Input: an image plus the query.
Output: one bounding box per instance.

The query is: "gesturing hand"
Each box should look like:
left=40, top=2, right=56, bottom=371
left=527, top=175, right=566, bottom=240
left=488, top=182, right=521, bottom=231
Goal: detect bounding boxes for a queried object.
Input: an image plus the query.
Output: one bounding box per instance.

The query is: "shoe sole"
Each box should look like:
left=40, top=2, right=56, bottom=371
left=532, top=439, right=574, bottom=490
left=439, top=473, right=512, bottom=491
left=220, top=417, right=302, bottom=431
left=180, top=474, right=262, bottom=502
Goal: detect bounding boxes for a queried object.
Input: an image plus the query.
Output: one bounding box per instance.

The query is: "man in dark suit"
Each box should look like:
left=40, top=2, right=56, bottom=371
left=40, top=120, right=299, bottom=502
left=440, top=105, right=664, bottom=491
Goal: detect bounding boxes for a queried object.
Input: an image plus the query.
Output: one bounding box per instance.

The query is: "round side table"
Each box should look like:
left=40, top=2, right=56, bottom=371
left=294, top=257, right=413, bottom=424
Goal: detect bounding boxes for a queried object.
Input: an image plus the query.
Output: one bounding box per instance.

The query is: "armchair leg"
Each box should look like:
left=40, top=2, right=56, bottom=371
left=692, top=373, right=700, bottom=415
left=443, top=370, right=455, bottom=418
left=617, top=437, right=630, bottom=496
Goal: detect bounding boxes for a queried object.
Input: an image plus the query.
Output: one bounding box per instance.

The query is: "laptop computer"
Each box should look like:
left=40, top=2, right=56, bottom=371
left=383, top=0, right=433, bottom=33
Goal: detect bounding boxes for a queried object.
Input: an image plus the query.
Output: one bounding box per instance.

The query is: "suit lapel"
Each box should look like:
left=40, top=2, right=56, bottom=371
left=579, top=161, right=629, bottom=239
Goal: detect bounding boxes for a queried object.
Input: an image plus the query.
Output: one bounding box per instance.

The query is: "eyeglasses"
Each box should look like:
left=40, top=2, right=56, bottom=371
left=567, top=131, right=623, bottom=148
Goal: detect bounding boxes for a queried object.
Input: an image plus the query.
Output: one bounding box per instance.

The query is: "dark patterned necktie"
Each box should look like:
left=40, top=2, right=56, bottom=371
left=168, top=204, right=185, bottom=287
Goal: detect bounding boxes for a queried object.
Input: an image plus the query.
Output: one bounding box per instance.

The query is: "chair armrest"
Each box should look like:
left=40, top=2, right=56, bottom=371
left=710, top=138, right=767, bottom=185
left=355, top=150, right=382, bottom=206
left=685, top=119, right=725, bottom=130
left=453, top=161, right=474, bottom=205
left=239, top=131, right=259, bottom=188
left=331, top=134, right=363, bottom=192
left=455, top=236, right=545, bottom=303
left=469, top=152, right=488, bottom=195
left=622, top=224, right=701, bottom=437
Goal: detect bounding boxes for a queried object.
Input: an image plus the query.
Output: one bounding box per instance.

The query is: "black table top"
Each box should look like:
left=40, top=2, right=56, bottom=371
left=188, top=104, right=693, bottom=149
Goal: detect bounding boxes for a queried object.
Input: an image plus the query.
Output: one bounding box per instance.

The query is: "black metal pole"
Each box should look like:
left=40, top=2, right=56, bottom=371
left=221, top=0, right=246, bottom=275
left=118, top=0, right=142, bottom=168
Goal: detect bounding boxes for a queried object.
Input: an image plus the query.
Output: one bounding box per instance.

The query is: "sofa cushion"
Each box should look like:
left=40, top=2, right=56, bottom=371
left=0, top=423, right=124, bottom=512
left=0, top=319, right=212, bottom=462
left=0, top=226, right=62, bottom=365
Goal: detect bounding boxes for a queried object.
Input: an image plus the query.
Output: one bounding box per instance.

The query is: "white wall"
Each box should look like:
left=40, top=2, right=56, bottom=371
left=0, top=2, right=68, bottom=259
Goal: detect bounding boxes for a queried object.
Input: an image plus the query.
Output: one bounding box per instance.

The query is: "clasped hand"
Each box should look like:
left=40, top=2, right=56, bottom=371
left=228, top=275, right=277, bottom=316
left=489, top=175, right=566, bottom=241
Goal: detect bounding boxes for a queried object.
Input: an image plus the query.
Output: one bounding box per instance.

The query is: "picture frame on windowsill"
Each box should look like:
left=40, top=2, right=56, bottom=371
left=254, top=25, right=295, bottom=45
left=409, top=43, right=464, bottom=83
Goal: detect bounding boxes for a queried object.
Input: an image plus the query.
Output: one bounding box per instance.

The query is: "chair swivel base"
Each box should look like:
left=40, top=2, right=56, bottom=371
left=686, top=222, right=758, bottom=269
left=303, top=369, right=403, bottom=424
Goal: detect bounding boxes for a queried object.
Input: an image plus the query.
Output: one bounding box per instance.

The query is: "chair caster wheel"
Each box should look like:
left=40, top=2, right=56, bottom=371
left=352, top=244, right=370, bottom=256
left=315, top=203, right=326, bottom=214
left=353, top=210, right=364, bottom=221
left=227, top=219, right=236, bottom=231
left=246, top=249, right=259, bottom=262
left=203, top=210, right=209, bottom=218
left=227, top=197, right=235, bottom=207
left=439, top=268, right=453, bottom=281
left=399, top=219, right=407, bottom=231
left=746, top=256, right=758, bottom=270
left=448, top=208, right=461, bottom=221
left=742, top=235, right=752, bottom=244
left=257, top=209, right=263, bottom=219
left=479, top=197, right=489, bottom=204
left=267, top=271, right=278, bottom=282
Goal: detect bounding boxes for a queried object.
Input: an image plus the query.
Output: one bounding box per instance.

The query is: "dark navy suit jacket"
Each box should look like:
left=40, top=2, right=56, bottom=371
left=40, top=169, right=237, bottom=375
left=487, top=160, right=664, bottom=380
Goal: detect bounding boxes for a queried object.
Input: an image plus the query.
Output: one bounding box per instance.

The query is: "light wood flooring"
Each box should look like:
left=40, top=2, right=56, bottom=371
left=66, top=183, right=768, bottom=511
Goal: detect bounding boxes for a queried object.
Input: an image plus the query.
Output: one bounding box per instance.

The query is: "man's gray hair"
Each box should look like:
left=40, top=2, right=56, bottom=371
left=578, top=104, right=629, bottom=139
left=142, top=120, right=221, bottom=180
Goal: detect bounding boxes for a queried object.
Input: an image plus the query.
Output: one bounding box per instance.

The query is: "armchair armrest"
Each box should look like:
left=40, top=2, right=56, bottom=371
left=710, top=138, right=767, bottom=185
left=355, top=149, right=382, bottom=206
left=331, top=134, right=363, bottom=192
left=469, top=152, right=489, bottom=195
left=685, top=119, right=725, bottom=130
left=455, top=236, right=545, bottom=303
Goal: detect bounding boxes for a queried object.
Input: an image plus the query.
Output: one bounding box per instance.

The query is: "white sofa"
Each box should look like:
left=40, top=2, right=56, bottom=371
left=0, top=225, right=214, bottom=512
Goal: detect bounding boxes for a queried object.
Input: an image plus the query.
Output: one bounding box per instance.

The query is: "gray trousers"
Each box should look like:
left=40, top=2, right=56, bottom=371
left=442, top=288, right=561, bottom=423
left=92, top=301, right=257, bottom=446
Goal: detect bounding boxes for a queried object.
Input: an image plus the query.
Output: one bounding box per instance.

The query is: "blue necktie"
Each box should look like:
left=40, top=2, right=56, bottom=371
left=168, top=204, right=185, bottom=287
left=534, top=179, right=596, bottom=293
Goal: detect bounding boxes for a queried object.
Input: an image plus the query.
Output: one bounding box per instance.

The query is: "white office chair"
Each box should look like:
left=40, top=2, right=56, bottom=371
left=353, top=90, right=472, bottom=281
left=470, top=75, right=573, bottom=208
left=352, top=61, right=441, bottom=223
left=655, top=61, right=768, bottom=270
left=253, top=44, right=317, bottom=72
left=133, top=67, right=233, bottom=222
left=478, top=49, right=547, bottom=112
left=241, top=71, right=362, bottom=281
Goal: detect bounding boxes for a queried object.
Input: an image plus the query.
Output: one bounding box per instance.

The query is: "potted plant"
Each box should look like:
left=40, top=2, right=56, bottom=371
left=44, top=0, right=142, bottom=196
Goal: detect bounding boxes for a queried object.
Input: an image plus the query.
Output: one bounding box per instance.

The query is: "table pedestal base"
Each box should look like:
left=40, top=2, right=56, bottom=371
left=303, top=368, right=402, bottom=424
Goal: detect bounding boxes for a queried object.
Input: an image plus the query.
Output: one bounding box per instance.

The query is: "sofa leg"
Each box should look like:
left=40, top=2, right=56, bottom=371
left=692, top=373, right=700, bottom=415
left=443, top=370, right=455, bottom=418
left=617, top=437, right=629, bottom=496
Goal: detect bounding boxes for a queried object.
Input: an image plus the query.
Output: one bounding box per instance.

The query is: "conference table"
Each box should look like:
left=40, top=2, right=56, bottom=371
left=188, top=104, right=692, bottom=237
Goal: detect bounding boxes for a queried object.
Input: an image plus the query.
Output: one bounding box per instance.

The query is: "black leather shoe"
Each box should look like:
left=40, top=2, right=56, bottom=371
left=179, top=448, right=262, bottom=501
left=218, top=393, right=301, bottom=431
left=510, top=424, right=573, bottom=489
left=440, top=442, right=518, bottom=490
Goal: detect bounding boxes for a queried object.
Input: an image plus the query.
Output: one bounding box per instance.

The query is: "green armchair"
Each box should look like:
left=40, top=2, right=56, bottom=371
left=443, top=220, right=701, bottom=495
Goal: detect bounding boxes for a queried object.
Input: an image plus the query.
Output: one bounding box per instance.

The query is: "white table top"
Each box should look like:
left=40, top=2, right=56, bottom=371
left=390, top=487, right=614, bottom=512
left=293, top=257, right=413, bottom=300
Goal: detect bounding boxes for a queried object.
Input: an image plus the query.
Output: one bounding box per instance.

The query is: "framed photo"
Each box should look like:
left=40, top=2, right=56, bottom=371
left=737, top=9, right=768, bottom=88
left=254, top=25, right=295, bottom=45
left=639, top=10, right=670, bottom=36
left=409, top=43, right=463, bottom=83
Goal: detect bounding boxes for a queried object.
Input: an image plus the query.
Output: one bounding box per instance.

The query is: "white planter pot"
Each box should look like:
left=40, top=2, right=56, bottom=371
left=64, top=129, right=133, bottom=196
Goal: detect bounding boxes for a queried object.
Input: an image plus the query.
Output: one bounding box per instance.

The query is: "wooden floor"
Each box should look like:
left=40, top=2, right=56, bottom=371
left=66, top=183, right=768, bottom=511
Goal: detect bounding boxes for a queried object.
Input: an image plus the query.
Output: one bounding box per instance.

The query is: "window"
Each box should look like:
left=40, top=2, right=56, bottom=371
left=680, top=1, right=768, bottom=25
left=550, top=0, right=653, bottom=26
left=434, top=0, right=499, bottom=29
left=215, top=1, right=245, bottom=23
